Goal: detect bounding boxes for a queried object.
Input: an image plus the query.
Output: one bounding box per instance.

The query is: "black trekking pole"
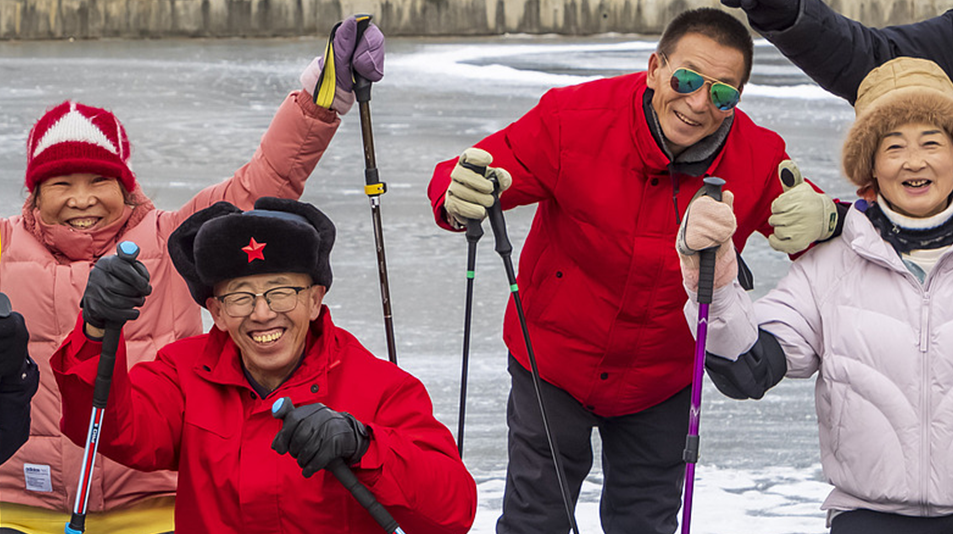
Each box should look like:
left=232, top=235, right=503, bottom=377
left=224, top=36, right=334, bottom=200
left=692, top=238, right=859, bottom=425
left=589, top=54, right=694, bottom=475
left=350, top=14, right=398, bottom=365
left=66, top=241, right=140, bottom=534
left=457, top=215, right=484, bottom=457
left=681, top=177, right=725, bottom=534
left=271, top=397, right=406, bottom=533
left=484, top=177, right=581, bottom=534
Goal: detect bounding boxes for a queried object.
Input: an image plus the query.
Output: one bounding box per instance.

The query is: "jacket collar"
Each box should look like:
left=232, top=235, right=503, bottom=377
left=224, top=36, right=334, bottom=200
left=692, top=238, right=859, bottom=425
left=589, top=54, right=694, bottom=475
left=843, top=203, right=917, bottom=274
left=194, top=305, right=334, bottom=398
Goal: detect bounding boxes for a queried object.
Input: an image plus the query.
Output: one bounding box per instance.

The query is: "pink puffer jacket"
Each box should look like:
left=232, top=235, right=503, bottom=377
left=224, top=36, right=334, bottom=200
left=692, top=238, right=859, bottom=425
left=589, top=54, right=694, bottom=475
left=0, top=91, right=339, bottom=513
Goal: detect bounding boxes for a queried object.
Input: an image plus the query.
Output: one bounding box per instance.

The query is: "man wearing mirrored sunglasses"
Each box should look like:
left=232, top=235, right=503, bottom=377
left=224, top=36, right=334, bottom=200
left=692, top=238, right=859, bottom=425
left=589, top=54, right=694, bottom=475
left=426, top=7, right=836, bottom=534
left=49, top=197, right=477, bottom=533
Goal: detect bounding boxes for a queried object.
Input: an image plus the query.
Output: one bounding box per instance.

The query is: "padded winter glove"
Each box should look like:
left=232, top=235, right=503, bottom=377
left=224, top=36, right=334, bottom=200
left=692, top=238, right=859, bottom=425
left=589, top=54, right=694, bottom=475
left=768, top=160, right=837, bottom=255
left=0, top=309, right=30, bottom=379
left=444, top=148, right=513, bottom=228
left=272, top=400, right=370, bottom=478
left=706, top=329, right=787, bottom=400
left=81, top=253, right=152, bottom=331
left=677, top=190, right=738, bottom=292
left=721, top=0, right=800, bottom=32
left=300, top=15, right=385, bottom=115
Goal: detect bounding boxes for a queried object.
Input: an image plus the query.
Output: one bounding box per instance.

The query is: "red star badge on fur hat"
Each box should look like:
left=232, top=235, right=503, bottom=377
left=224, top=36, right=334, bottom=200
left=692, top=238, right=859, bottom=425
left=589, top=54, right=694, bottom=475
left=242, top=237, right=266, bottom=262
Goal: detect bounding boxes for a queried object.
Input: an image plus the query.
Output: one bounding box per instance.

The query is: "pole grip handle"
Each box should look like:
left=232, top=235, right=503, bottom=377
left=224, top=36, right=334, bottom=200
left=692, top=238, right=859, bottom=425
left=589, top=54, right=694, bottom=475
left=352, top=14, right=373, bottom=104
left=91, top=241, right=140, bottom=409
left=272, top=397, right=400, bottom=533
left=696, top=178, right=725, bottom=305
left=458, top=159, right=489, bottom=247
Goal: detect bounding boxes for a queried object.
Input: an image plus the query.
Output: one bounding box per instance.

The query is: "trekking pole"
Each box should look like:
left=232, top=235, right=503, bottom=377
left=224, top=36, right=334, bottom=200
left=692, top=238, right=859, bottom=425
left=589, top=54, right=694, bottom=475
left=350, top=15, right=398, bottom=365
left=680, top=176, right=725, bottom=534
left=484, top=177, right=581, bottom=534
left=271, top=397, right=406, bottom=533
left=66, top=241, right=140, bottom=534
left=457, top=217, right=483, bottom=457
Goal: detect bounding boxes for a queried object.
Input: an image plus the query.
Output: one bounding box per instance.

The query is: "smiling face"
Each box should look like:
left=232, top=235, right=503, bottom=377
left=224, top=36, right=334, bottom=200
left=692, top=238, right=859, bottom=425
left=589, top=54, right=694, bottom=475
left=873, top=122, right=953, bottom=218
left=34, top=173, right=126, bottom=230
left=646, top=32, right=746, bottom=157
left=207, top=272, right=325, bottom=391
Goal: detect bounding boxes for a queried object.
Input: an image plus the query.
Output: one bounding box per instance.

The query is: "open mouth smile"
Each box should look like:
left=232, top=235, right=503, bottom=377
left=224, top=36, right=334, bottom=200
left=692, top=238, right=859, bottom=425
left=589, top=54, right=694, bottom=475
left=67, top=217, right=101, bottom=229
left=903, top=179, right=932, bottom=188
left=675, top=110, right=701, bottom=127
left=251, top=329, right=285, bottom=344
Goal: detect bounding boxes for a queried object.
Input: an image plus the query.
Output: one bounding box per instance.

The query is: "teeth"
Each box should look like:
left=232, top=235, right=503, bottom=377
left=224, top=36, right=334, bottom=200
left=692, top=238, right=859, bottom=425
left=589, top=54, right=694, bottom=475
left=69, top=218, right=97, bottom=228
left=905, top=179, right=930, bottom=187
left=675, top=111, right=700, bottom=126
left=252, top=331, right=283, bottom=343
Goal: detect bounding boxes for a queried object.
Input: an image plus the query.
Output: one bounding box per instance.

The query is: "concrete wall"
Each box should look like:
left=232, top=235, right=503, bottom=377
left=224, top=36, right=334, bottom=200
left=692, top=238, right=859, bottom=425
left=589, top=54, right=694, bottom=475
left=1, top=0, right=952, bottom=39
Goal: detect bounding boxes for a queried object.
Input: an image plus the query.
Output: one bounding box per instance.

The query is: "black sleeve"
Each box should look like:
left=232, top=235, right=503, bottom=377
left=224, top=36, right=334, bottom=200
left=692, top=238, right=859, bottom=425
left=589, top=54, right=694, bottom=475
left=757, top=0, right=953, bottom=104
left=705, top=328, right=787, bottom=400
left=0, top=356, right=39, bottom=465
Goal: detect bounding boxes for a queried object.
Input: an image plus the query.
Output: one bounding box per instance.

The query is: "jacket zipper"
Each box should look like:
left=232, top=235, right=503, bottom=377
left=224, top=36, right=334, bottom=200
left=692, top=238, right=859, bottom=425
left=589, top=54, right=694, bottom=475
left=919, top=293, right=931, bottom=515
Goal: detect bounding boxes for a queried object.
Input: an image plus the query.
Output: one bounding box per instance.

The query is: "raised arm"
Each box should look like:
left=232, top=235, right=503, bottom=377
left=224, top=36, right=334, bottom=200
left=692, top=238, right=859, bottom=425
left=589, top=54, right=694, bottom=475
left=168, top=15, right=386, bottom=229
left=726, top=0, right=953, bottom=103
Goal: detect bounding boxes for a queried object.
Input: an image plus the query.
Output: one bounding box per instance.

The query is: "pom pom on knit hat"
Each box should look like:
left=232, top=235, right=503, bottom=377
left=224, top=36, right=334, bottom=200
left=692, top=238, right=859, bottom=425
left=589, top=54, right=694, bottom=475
left=168, top=197, right=336, bottom=307
left=25, top=101, right=136, bottom=193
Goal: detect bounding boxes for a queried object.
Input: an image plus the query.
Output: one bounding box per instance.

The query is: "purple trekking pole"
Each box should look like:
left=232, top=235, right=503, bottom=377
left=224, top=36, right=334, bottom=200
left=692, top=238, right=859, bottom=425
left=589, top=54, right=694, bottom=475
left=681, top=176, right=725, bottom=534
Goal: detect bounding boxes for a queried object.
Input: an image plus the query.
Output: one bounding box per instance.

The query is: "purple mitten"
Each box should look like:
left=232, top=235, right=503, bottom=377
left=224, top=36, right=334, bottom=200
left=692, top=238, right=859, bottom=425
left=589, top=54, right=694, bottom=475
left=300, top=16, right=385, bottom=115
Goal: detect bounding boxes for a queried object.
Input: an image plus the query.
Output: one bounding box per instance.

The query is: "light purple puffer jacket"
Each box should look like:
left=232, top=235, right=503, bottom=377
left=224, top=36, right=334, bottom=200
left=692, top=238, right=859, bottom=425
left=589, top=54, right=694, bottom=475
left=687, top=204, right=953, bottom=517
left=0, top=91, right=339, bottom=513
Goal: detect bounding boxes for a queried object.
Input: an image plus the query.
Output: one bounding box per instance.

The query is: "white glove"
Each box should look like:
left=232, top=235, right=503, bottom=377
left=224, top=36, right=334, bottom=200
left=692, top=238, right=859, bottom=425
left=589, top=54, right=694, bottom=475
left=443, top=148, right=512, bottom=227
left=768, top=160, right=837, bottom=254
left=678, top=191, right=738, bottom=292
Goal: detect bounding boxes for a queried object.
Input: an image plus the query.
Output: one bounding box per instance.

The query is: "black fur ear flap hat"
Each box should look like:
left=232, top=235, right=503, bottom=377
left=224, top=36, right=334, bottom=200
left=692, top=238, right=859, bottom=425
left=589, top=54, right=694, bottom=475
left=168, top=197, right=336, bottom=307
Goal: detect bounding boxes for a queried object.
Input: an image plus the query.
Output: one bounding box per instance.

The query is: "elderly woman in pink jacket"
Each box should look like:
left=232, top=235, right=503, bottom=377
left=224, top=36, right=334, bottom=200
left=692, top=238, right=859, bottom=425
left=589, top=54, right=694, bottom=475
left=0, top=16, right=383, bottom=534
left=678, top=56, right=953, bottom=533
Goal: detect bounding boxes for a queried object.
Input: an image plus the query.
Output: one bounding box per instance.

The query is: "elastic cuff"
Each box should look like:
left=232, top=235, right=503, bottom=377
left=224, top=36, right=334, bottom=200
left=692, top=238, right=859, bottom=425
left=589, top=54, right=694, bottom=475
left=294, top=90, right=337, bottom=123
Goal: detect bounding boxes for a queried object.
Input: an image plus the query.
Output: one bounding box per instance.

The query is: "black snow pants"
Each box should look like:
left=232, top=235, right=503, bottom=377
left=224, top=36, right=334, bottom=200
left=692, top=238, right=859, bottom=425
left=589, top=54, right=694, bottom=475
left=497, top=354, right=690, bottom=534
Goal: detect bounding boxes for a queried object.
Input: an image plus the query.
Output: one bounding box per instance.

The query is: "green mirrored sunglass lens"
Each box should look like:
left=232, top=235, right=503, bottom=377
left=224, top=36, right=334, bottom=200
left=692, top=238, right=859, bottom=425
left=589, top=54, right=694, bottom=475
left=710, top=84, right=740, bottom=110
left=672, top=69, right=704, bottom=93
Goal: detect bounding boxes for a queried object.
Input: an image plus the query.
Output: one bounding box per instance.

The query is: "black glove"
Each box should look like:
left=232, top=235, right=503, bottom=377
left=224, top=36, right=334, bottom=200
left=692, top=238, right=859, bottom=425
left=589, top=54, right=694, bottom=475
left=0, top=311, right=30, bottom=379
left=721, top=0, right=800, bottom=32
left=705, top=328, right=787, bottom=400
left=272, top=402, right=370, bottom=478
left=81, top=254, right=152, bottom=329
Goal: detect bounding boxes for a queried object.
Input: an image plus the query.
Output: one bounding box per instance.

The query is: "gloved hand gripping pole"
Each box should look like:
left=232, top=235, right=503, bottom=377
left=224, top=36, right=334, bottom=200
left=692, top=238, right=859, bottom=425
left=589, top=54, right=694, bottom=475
left=66, top=241, right=140, bottom=534
left=681, top=177, right=725, bottom=534
left=353, top=14, right=398, bottom=365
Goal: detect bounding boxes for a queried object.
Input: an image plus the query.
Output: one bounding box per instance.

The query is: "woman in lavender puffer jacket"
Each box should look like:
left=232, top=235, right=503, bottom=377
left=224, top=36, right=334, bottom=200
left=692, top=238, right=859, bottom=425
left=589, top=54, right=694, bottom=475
left=679, top=56, right=953, bottom=533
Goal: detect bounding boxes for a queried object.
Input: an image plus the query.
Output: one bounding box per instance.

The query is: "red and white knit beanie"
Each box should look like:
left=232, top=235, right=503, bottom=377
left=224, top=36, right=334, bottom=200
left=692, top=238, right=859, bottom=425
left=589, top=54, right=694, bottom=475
left=25, top=101, right=136, bottom=193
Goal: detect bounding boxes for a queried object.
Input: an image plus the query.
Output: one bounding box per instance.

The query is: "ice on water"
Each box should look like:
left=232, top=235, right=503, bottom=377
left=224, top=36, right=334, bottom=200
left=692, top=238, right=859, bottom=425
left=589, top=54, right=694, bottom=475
left=0, top=35, right=856, bottom=533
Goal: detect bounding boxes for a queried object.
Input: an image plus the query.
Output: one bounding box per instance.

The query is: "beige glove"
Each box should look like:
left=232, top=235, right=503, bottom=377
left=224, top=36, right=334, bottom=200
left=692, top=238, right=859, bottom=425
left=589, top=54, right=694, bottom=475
left=768, top=160, right=837, bottom=254
left=443, top=148, right=513, bottom=228
left=678, top=190, right=738, bottom=292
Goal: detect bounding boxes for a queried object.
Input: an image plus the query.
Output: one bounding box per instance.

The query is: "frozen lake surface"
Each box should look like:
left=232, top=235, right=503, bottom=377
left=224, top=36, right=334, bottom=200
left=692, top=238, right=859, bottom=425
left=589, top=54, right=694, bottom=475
left=0, top=34, right=858, bottom=533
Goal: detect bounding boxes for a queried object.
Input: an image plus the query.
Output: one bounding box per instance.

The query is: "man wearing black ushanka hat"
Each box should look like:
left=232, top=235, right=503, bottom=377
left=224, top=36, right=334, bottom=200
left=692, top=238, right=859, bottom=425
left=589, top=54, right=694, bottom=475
left=49, top=197, right=477, bottom=534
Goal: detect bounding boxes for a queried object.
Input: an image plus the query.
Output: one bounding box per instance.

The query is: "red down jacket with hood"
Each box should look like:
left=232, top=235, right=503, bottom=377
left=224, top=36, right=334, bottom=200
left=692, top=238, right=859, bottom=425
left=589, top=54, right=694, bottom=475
left=429, top=72, right=788, bottom=417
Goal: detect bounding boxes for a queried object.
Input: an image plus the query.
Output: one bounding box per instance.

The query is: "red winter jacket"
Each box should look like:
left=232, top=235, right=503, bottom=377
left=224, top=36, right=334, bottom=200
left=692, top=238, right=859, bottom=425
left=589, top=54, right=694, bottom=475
left=429, top=72, right=788, bottom=417
left=52, top=308, right=477, bottom=533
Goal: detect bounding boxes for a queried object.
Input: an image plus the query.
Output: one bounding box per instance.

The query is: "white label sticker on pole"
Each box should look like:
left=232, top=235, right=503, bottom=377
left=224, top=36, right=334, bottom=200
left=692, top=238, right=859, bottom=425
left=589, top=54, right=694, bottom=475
left=24, top=463, right=53, bottom=492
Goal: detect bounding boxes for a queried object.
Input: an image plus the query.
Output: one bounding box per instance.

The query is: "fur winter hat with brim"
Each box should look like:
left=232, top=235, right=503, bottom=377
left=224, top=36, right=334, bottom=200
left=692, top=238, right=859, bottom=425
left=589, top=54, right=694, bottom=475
left=168, top=197, right=335, bottom=307
left=843, top=57, right=953, bottom=198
